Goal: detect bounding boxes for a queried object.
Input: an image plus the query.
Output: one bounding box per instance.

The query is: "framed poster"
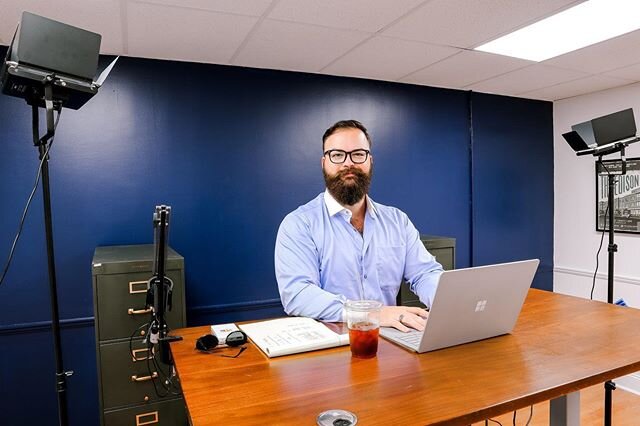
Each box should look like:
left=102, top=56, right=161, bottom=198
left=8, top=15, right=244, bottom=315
left=595, top=157, right=640, bottom=233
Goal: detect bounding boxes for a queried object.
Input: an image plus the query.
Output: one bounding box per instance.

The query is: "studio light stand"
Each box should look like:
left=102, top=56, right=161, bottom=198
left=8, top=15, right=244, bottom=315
left=1, top=12, right=116, bottom=426
left=32, top=82, right=71, bottom=425
left=563, top=108, right=639, bottom=426
left=595, top=146, right=631, bottom=426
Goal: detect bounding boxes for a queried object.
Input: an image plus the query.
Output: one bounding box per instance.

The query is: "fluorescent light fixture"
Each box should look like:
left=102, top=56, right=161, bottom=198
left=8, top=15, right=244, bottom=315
left=475, top=0, right=640, bottom=61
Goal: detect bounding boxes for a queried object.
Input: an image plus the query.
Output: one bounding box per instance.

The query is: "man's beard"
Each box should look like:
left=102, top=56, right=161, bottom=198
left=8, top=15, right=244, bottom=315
left=323, top=166, right=372, bottom=206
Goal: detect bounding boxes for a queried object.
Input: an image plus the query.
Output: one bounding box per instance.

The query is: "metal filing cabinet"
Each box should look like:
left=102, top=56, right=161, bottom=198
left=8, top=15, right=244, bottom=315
left=92, top=245, right=188, bottom=426
left=397, top=235, right=456, bottom=308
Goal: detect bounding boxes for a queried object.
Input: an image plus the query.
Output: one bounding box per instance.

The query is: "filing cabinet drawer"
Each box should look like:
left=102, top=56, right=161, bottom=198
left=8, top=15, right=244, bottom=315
left=96, top=270, right=185, bottom=341
left=100, top=340, right=182, bottom=409
left=104, top=398, right=188, bottom=426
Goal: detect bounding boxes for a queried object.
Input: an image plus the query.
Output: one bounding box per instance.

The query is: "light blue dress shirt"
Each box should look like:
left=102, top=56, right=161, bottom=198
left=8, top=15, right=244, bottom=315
left=275, top=191, right=443, bottom=322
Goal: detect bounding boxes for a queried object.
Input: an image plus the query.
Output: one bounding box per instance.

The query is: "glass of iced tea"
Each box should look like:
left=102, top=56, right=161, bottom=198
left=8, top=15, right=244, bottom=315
left=345, top=300, right=382, bottom=359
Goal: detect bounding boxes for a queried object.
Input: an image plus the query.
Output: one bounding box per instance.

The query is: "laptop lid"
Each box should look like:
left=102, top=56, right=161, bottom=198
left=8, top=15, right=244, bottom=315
left=383, top=259, right=538, bottom=353
left=417, top=259, right=539, bottom=352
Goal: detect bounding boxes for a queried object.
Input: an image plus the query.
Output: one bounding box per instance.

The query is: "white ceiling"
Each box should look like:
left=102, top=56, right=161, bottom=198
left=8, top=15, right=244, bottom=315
left=2, top=0, right=640, bottom=101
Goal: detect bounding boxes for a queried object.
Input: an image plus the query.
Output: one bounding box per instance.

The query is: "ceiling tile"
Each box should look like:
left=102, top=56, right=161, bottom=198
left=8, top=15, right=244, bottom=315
left=232, top=19, right=370, bottom=72
left=268, top=0, right=424, bottom=32
left=134, top=0, right=274, bottom=16
left=1, top=0, right=637, bottom=102
left=400, top=50, right=532, bottom=88
left=520, top=75, right=635, bottom=101
left=383, top=0, right=584, bottom=48
left=0, top=0, right=124, bottom=54
left=468, top=64, right=588, bottom=95
left=603, top=62, right=640, bottom=81
left=127, top=2, right=258, bottom=64
left=323, top=36, right=459, bottom=82
left=543, top=30, right=640, bottom=74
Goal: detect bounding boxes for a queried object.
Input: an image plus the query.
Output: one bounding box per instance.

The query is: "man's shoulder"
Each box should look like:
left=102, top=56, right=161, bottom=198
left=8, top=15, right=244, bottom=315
left=281, top=193, right=325, bottom=228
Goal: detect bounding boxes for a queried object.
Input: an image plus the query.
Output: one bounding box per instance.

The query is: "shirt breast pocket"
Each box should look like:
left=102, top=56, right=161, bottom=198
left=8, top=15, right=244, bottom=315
left=376, top=246, right=405, bottom=290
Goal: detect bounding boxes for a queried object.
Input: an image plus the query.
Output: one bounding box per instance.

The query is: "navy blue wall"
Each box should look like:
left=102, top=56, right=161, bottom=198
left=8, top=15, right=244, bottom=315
left=470, top=92, right=554, bottom=289
left=0, top=50, right=553, bottom=425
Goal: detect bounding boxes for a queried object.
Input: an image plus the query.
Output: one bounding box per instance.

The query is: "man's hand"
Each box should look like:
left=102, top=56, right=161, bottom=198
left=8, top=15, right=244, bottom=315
left=380, top=306, right=428, bottom=332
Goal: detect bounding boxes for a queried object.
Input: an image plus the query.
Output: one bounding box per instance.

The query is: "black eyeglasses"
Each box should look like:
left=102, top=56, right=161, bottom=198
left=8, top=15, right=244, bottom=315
left=323, top=149, right=370, bottom=164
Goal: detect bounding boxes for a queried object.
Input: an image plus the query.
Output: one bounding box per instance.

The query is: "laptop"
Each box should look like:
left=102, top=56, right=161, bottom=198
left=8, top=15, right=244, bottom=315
left=380, top=259, right=539, bottom=353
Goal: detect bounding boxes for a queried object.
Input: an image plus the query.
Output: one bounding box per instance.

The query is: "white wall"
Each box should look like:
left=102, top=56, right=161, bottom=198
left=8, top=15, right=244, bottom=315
left=554, top=82, right=640, bottom=300
left=554, top=82, right=640, bottom=393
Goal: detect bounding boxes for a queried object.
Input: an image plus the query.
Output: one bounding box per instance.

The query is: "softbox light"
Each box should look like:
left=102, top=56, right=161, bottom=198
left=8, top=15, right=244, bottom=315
left=0, top=12, right=116, bottom=110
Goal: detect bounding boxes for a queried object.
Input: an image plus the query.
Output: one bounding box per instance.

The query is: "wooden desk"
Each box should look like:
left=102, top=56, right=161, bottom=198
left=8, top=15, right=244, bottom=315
left=169, top=290, right=640, bottom=425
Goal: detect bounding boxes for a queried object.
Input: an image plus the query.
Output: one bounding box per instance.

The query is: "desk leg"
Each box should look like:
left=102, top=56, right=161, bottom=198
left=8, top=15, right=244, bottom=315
left=550, top=392, right=580, bottom=426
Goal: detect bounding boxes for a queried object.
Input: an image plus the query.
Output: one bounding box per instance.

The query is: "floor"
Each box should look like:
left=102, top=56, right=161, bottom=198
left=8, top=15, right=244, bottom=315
left=471, top=384, right=640, bottom=425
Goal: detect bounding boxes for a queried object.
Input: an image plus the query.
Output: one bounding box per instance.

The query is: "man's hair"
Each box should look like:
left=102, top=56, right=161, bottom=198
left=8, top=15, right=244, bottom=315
left=322, top=120, right=372, bottom=150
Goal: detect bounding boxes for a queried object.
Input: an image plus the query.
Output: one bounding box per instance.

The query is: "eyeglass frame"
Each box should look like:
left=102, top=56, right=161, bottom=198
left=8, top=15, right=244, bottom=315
left=323, top=149, right=371, bottom=164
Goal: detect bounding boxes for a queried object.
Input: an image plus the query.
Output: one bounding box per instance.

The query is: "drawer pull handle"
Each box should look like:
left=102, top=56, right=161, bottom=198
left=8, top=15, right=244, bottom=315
left=136, top=411, right=159, bottom=425
left=131, top=372, right=158, bottom=382
left=129, top=280, right=150, bottom=294
left=131, top=347, right=154, bottom=362
left=128, top=307, right=153, bottom=315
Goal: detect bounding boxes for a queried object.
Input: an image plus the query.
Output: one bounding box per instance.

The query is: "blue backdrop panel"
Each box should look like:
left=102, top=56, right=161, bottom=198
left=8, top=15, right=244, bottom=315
left=0, top=46, right=552, bottom=425
left=470, top=92, right=554, bottom=290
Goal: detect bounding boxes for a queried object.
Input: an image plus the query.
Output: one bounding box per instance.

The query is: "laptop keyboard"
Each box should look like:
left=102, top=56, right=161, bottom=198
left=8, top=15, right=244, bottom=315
left=395, top=329, right=421, bottom=348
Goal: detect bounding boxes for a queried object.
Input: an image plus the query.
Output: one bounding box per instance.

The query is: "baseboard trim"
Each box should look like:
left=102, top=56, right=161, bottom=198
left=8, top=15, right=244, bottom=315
left=188, top=298, right=283, bottom=316
left=554, top=266, right=640, bottom=287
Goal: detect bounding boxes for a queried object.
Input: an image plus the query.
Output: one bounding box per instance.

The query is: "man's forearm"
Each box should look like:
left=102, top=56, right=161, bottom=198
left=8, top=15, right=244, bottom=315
left=280, top=281, right=345, bottom=322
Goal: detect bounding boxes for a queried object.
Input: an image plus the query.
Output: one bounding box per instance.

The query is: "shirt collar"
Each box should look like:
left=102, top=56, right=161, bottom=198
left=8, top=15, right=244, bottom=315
left=323, top=190, right=378, bottom=218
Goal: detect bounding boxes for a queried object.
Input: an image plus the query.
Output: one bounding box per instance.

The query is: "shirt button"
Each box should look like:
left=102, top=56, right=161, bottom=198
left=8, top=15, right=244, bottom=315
left=364, top=274, right=367, bottom=279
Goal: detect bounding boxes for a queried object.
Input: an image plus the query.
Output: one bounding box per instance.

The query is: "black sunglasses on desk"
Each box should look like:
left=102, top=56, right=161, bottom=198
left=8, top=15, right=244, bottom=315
left=195, top=331, right=248, bottom=358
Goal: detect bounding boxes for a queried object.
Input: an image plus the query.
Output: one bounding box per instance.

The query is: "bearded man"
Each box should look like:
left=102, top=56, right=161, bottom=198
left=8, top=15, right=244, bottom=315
left=274, top=120, right=443, bottom=332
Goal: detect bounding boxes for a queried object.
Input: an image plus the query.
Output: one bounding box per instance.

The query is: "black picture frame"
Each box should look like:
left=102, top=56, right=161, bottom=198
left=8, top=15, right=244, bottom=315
left=595, top=157, right=640, bottom=233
